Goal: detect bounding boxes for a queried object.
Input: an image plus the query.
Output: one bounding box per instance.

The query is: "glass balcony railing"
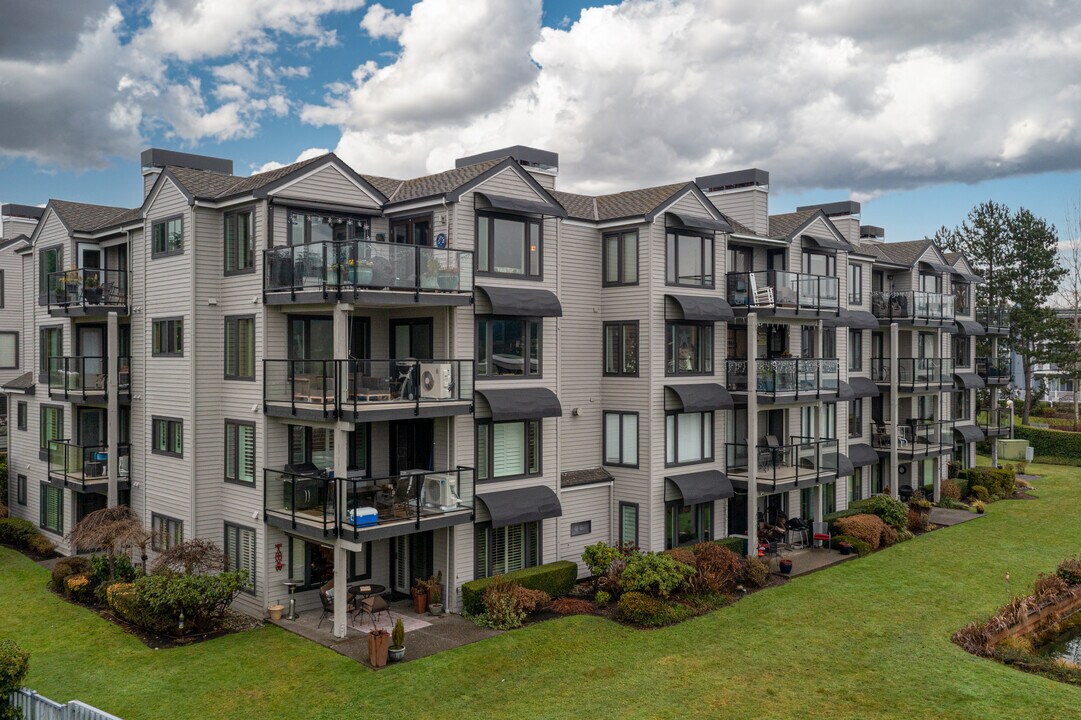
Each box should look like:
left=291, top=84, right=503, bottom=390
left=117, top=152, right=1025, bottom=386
left=47, top=268, right=128, bottom=310
left=263, top=360, right=339, bottom=417
left=725, top=358, right=839, bottom=397
left=341, top=467, right=474, bottom=541
left=978, top=407, right=1012, bottom=436
left=725, top=438, right=839, bottom=489
left=871, top=290, right=954, bottom=323
left=263, top=468, right=337, bottom=537
left=48, top=441, right=130, bottom=491
left=264, top=239, right=474, bottom=298
left=48, top=356, right=131, bottom=399
left=976, top=357, right=1011, bottom=385
left=871, top=420, right=954, bottom=455
left=726, top=270, right=839, bottom=311
left=870, top=357, right=954, bottom=388
left=977, top=306, right=1010, bottom=333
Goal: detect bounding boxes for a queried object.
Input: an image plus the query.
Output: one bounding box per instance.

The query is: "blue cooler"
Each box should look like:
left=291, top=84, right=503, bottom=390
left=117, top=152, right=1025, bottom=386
left=348, top=507, right=378, bottom=527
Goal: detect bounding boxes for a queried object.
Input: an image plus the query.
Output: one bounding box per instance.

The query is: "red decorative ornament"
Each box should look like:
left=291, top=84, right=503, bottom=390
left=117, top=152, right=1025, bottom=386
left=274, top=543, right=284, bottom=572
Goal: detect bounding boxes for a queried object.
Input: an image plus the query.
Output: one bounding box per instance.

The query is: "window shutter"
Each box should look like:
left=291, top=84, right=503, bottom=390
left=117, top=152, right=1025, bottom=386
left=505, top=524, right=525, bottom=572
left=225, top=215, right=237, bottom=272
left=604, top=414, right=620, bottom=463
left=225, top=424, right=237, bottom=480
left=240, top=319, right=254, bottom=377
left=621, top=505, right=637, bottom=545
left=492, top=423, right=525, bottom=477
left=224, top=320, right=236, bottom=375
left=240, top=425, right=255, bottom=483
left=526, top=521, right=539, bottom=567
left=475, top=527, right=489, bottom=578
left=240, top=528, right=256, bottom=590
left=476, top=424, right=489, bottom=480
left=492, top=526, right=507, bottom=575
left=172, top=422, right=182, bottom=455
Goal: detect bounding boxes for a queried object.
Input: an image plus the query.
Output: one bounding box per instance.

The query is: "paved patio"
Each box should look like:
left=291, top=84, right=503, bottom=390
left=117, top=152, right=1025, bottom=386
left=269, top=599, right=500, bottom=667
left=769, top=545, right=855, bottom=577
left=929, top=507, right=983, bottom=527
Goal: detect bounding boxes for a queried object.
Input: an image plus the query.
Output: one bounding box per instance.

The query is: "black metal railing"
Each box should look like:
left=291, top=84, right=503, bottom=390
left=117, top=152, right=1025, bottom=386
left=726, top=270, right=839, bottom=311
left=976, top=356, right=1011, bottom=384
left=263, top=238, right=474, bottom=298
left=341, top=467, right=474, bottom=540
left=725, top=358, right=839, bottom=397
left=870, top=357, right=954, bottom=388
left=871, top=290, right=955, bottom=323
left=725, top=438, right=839, bottom=489
left=263, top=468, right=338, bottom=538
left=977, top=306, right=1010, bottom=333
left=47, top=268, right=128, bottom=310
left=47, top=356, right=131, bottom=399
left=263, top=360, right=339, bottom=417
left=871, top=420, right=954, bottom=454
left=48, top=440, right=130, bottom=491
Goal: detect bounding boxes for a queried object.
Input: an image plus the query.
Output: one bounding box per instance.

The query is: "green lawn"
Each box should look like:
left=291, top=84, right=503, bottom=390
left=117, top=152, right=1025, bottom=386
left=4, top=461, right=1081, bottom=720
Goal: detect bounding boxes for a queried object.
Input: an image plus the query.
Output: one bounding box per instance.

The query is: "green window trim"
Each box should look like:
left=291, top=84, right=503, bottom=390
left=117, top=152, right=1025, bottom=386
left=225, top=420, right=256, bottom=486
left=152, top=318, right=183, bottom=357
left=40, top=483, right=63, bottom=534
left=224, top=316, right=256, bottom=380
left=224, top=523, right=257, bottom=593
left=152, top=417, right=183, bottom=458
left=224, top=209, right=255, bottom=275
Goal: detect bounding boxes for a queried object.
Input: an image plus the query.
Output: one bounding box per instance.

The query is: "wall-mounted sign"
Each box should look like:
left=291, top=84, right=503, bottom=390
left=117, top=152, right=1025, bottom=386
left=436, top=232, right=447, bottom=248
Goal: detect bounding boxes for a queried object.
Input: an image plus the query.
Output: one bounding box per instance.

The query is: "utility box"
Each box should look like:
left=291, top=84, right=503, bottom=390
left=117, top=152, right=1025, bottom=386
left=997, top=439, right=1030, bottom=461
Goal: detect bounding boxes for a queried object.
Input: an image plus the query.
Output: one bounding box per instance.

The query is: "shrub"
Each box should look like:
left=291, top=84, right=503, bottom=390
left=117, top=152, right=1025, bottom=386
left=617, top=591, right=692, bottom=627
left=621, top=552, right=694, bottom=598
left=958, top=467, right=1017, bottom=500
left=973, top=500, right=986, bottom=514
left=742, top=556, right=770, bottom=588
left=133, top=570, right=247, bottom=635
left=1057, top=557, right=1081, bottom=586
left=550, top=597, right=594, bottom=615
left=0, top=639, right=30, bottom=719
left=51, top=556, right=92, bottom=592
left=834, top=514, right=892, bottom=550
left=513, top=587, right=551, bottom=614
left=481, top=576, right=526, bottom=630
left=151, top=538, right=228, bottom=575
left=970, top=485, right=990, bottom=502
left=107, top=582, right=172, bottom=634
left=461, top=561, right=577, bottom=615
left=850, top=495, right=909, bottom=530
left=907, top=508, right=930, bottom=532
left=832, top=535, right=872, bottom=557
left=594, top=590, right=611, bottom=605
left=715, top=536, right=745, bottom=555
left=0, top=517, right=37, bottom=547
left=690, top=542, right=742, bottom=595
left=938, top=497, right=969, bottom=511
left=581, top=542, right=622, bottom=581
left=0, top=502, right=7, bottom=519
left=27, top=534, right=55, bottom=556
left=1016, top=424, right=1081, bottom=461
left=894, top=528, right=915, bottom=543
left=90, top=553, right=136, bottom=587
left=1033, top=573, right=1069, bottom=602
left=65, top=572, right=94, bottom=603
left=947, top=461, right=961, bottom=479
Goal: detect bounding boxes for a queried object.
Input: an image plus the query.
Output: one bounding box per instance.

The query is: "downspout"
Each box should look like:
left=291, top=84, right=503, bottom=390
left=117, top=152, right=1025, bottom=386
left=555, top=214, right=562, bottom=563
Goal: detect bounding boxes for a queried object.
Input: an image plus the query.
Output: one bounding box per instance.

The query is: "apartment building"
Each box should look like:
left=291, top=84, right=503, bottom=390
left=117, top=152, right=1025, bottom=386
left=2, top=146, right=1008, bottom=636
left=0, top=204, right=40, bottom=426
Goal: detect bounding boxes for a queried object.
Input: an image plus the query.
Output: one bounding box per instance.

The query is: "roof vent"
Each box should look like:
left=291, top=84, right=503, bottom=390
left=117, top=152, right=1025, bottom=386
left=695, top=168, right=769, bottom=193
left=140, top=148, right=233, bottom=175
left=860, top=225, right=885, bottom=239
left=796, top=200, right=861, bottom=217
left=455, top=146, right=558, bottom=172
left=1, top=203, right=45, bottom=220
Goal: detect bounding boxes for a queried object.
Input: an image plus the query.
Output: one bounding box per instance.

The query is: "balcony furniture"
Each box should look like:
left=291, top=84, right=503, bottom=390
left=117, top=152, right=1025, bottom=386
left=812, top=522, right=831, bottom=549
left=355, top=593, right=391, bottom=628
left=749, top=274, right=774, bottom=308
left=317, top=584, right=355, bottom=630
left=786, top=517, right=809, bottom=548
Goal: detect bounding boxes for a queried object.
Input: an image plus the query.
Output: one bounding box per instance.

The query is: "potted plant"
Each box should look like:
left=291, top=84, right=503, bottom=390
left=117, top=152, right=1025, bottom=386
left=411, top=578, right=429, bottom=614
left=427, top=572, right=443, bottom=616
left=779, top=558, right=793, bottom=574
left=837, top=541, right=853, bottom=556
left=83, top=273, right=103, bottom=304
left=355, top=259, right=374, bottom=286
left=388, top=618, right=405, bottom=662
left=367, top=625, right=390, bottom=668
left=267, top=602, right=285, bottom=621
left=327, top=263, right=343, bottom=286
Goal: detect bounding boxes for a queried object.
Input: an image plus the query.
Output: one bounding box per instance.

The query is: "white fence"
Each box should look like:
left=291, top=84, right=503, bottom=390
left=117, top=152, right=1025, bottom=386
left=8, top=689, right=122, bottom=720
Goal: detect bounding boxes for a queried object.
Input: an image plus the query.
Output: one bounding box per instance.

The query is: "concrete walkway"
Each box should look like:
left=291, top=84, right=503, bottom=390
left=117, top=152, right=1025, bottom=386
left=929, top=507, right=983, bottom=527
left=772, top=546, right=855, bottom=577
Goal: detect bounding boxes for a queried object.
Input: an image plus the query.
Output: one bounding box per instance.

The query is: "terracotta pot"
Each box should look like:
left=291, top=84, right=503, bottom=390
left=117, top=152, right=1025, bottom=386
left=368, top=630, right=390, bottom=668
left=267, top=604, right=285, bottom=621
left=411, top=589, right=428, bottom=614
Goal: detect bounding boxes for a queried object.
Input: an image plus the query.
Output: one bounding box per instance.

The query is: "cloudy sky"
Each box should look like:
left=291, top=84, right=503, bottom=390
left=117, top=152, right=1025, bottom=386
left=1, top=0, right=1080, bottom=240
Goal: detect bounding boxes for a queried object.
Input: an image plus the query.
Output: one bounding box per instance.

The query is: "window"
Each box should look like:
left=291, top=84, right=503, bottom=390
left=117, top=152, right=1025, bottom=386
left=603, top=412, right=638, bottom=467
left=800, top=325, right=816, bottom=359
left=225, top=421, right=256, bottom=485
left=665, top=501, right=712, bottom=549
left=16, top=402, right=26, bottom=431
left=39, top=246, right=63, bottom=298
left=803, top=251, right=835, bottom=277
left=665, top=411, right=714, bottom=466
left=288, top=425, right=369, bottom=474
left=953, top=335, right=970, bottom=368
left=0, top=332, right=17, bottom=369
left=152, top=216, right=184, bottom=256
left=919, top=272, right=942, bottom=294
left=619, top=503, right=639, bottom=547
left=224, top=316, right=255, bottom=380
left=0, top=269, right=5, bottom=307
left=800, top=486, right=817, bottom=524
left=570, top=521, right=592, bottom=537
left=953, top=391, right=970, bottom=421
left=476, top=212, right=541, bottom=278
left=822, top=482, right=837, bottom=515
left=849, top=263, right=862, bottom=305
left=849, top=330, right=862, bottom=371
left=152, top=318, right=183, bottom=356
left=39, top=327, right=61, bottom=374
left=287, top=210, right=369, bottom=245
left=603, top=322, right=638, bottom=376
left=800, top=404, right=837, bottom=440
left=16, top=474, right=26, bottom=506
left=849, top=398, right=864, bottom=438
left=39, top=406, right=63, bottom=451
left=954, top=281, right=969, bottom=314
left=475, top=521, right=540, bottom=578
left=666, top=322, right=713, bottom=375
left=849, top=467, right=863, bottom=503
left=603, top=230, right=638, bottom=286
left=224, top=523, right=257, bottom=592
left=476, top=420, right=541, bottom=481
left=224, top=209, right=254, bottom=274
left=152, top=514, right=184, bottom=551
left=476, top=317, right=541, bottom=377
left=40, top=484, right=63, bottom=533
left=152, top=417, right=183, bottom=458
left=871, top=461, right=885, bottom=495
left=289, top=538, right=371, bottom=589
left=666, top=231, right=714, bottom=287
left=823, top=328, right=836, bottom=359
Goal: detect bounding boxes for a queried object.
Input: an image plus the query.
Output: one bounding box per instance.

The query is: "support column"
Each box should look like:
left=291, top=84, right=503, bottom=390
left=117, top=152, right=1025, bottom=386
left=990, top=335, right=1000, bottom=467
left=889, top=322, right=900, bottom=499
left=813, top=319, right=824, bottom=521
left=331, top=303, right=352, bottom=639
left=106, top=311, right=119, bottom=508
left=745, top=312, right=759, bottom=556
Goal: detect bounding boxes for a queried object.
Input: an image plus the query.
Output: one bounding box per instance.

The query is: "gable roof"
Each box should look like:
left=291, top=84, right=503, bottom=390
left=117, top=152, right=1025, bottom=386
left=361, top=174, right=405, bottom=200
left=768, top=209, right=819, bottom=240
left=386, top=158, right=506, bottom=204
left=595, top=183, right=687, bottom=221
left=49, top=200, right=137, bottom=234
left=867, top=239, right=945, bottom=268
left=0, top=235, right=30, bottom=251
left=550, top=191, right=597, bottom=221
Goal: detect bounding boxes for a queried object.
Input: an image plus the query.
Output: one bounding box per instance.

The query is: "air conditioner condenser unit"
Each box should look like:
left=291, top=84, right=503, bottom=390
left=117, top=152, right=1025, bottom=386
left=419, top=362, right=454, bottom=399
left=421, top=473, right=461, bottom=512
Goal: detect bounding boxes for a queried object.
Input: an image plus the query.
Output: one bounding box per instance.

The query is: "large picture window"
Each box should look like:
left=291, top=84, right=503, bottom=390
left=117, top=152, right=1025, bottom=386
left=152, top=216, right=184, bottom=256
left=225, top=421, right=256, bottom=485
left=40, top=327, right=61, bottom=374
left=224, top=316, right=255, bottom=380
left=224, top=523, right=257, bottom=592
left=287, top=210, right=369, bottom=245
left=666, top=231, right=713, bottom=287
left=666, top=322, right=713, bottom=375
left=603, top=321, right=638, bottom=376
left=476, top=419, right=541, bottom=481
left=476, top=317, right=541, bottom=378
left=475, top=521, right=540, bottom=578
left=803, top=250, right=834, bottom=277
left=603, top=230, right=638, bottom=286
left=39, top=406, right=63, bottom=451
left=665, top=501, right=712, bottom=549
left=0, top=331, right=17, bottom=369
left=40, top=484, right=63, bottom=534
left=224, top=209, right=254, bottom=274
left=665, top=411, right=714, bottom=466
left=604, top=412, right=638, bottom=467
left=476, top=212, right=541, bottom=278
left=288, top=425, right=369, bottom=475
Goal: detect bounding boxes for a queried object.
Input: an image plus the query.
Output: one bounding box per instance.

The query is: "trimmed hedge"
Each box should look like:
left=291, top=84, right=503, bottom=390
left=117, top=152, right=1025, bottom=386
left=462, top=561, right=577, bottom=616
left=617, top=591, right=694, bottom=627
left=0, top=517, right=37, bottom=547
left=1016, top=425, right=1081, bottom=461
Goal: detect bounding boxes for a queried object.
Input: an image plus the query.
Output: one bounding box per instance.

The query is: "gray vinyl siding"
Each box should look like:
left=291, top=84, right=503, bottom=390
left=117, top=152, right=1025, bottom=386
left=558, top=483, right=613, bottom=577
left=705, top=187, right=769, bottom=236
left=269, top=163, right=383, bottom=211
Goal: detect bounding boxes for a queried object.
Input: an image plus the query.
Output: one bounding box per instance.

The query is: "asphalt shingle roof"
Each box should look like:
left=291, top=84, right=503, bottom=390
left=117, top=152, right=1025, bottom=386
left=2, top=371, right=34, bottom=391
left=768, top=209, right=818, bottom=240
left=165, top=155, right=331, bottom=201
left=361, top=174, right=405, bottom=200
left=387, top=158, right=506, bottom=204
left=594, top=183, right=687, bottom=221
left=550, top=190, right=596, bottom=221
left=869, top=239, right=933, bottom=267
left=50, top=200, right=136, bottom=233
left=560, top=467, right=614, bottom=488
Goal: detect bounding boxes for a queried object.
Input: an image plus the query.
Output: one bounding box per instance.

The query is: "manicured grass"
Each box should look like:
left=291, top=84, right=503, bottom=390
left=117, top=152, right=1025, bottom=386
left=3, top=461, right=1081, bottom=719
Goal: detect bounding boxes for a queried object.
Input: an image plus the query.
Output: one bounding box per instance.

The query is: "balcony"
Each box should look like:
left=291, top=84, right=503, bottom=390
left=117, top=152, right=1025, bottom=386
left=263, top=466, right=475, bottom=543
left=263, top=238, right=474, bottom=306
left=46, top=268, right=128, bottom=317
left=871, top=290, right=954, bottom=326
left=725, top=358, right=839, bottom=403
left=47, top=441, right=130, bottom=493
left=871, top=419, right=954, bottom=458
left=726, top=437, right=840, bottom=491
left=871, top=357, right=954, bottom=391
left=977, top=306, right=1010, bottom=335
left=48, top=356, right=131, bottom=401
left=978, top=408, right=1012, bottom=437
left=726, top=270, right=839, bottom=317
left=976, top=357, right=1011, bottom=386
left=262, top=359, right=474, bottom=422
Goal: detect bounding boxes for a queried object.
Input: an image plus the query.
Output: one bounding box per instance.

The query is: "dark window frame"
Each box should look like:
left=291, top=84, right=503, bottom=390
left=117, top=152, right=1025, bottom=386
left=287, top=424, right=371, bottom=475
left=802, top=249, right=835, bottom=277
left=665, top=228, right=715, bottom=289
left=39, top=404, right=64, bottom=457
left=151, top=513, right=184, bottom=551
left=151, top=214, right=185, bottom=258
left=0, top=331, right=18, bottom=370
left=224, top=522, right=257, bottom=594
left=475, top=315, right=543, bottom=379
left=16, top=474, right=27, bottom=506
left=40, top=482, right=63, bottom=534
left=475, top=210, right=543, bottom=280
left=224, top=207, right=256, bottom=275
left=569, top=521, right=592, bottom=537
left=849, top=397, right=864, bottom=438
left=285, top=208, right=371, bottom=245
left=602, top=229, right=639, bottom=287
left=474, top=520, right=542, bottom=579
left=665, top=321, right=714, bottom=376
left=475, top=418, right=542, bottom=482
left=664, top=500, right=713, bottom=549
left=151, top=317, right=184, bottom=357
left=0, top=268, right=5, bottom=307
left=288, top=537, right=372, bottom=590
left=16, top=401, right=27, bottom=431
left=603, top=410, right=640, bottom=468
left=39, top=325, right=62, bottom=377
left=389, top=213, right=434, bottom=246
left=224, top=419, right=257, bottom=487
left=38, top=245, right=63, bottom=304
left=619, top=502, right=639, bottom=547
left=603, top=321, right=639, bottom=377
left=664, top=410, right=715, bottom=468
left=224, top=315, right=256, bottom=381
left=849, top=329, right=863, bottom=372
left=848, top=263, right=863, bottom=305
left=152, top=416, right=184, bottom=458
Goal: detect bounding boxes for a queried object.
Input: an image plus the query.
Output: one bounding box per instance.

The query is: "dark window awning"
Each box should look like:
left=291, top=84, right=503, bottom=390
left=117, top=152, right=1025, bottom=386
left=665, top=383, right=734, bottom=412
left=825, top=309, right=880, bottom=329
left=477, top=285, right=562, bottom=317
left=849, top=376, right=881, bottom=398
left=954, top=372, right=986, bottom=389
left=666, top=293, right=734, bottom=323
left=837, top=381, right=855, bottom=401
left=666, top=211, right=731, bottom=233
left=477, top=485, right=562, bottom=529
left=954, top=424, right=986, bottom=444
left=665, top=470, right=734, bottom=505
left=949, top=268, right=985, bottom=283
left=475, top=191, right=565, bottom=218
left=801, top=234, right=855, bottom=253
left=830, top=452, right=855, bottom=478
left=955, top=319, right=986, bottom=336
left=476, top=387, right=562, bottom=421
left=848, top=442, right=880, bottom=467
left=920, top=260, right=953, bottom=274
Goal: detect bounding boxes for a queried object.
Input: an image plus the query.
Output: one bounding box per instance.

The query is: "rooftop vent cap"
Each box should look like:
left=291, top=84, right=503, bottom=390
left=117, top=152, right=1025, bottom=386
left=695, top=168, right=769, bottom=193
left=455, top=145, right=558, bottom=172
left=796, top=200, right=861, bottom=217
left=140, top=148, right=233, bottom=175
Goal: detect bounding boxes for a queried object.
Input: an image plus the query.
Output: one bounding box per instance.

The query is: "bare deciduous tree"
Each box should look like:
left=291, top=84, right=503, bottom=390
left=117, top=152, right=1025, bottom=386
left=66, top=506, right=154, bottom=580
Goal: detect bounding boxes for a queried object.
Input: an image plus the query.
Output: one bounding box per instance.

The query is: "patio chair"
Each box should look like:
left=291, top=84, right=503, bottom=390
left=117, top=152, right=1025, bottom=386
left=317, top=587, right=355, bottom=629
left=356, top=593, right=391, bottom=628
left=812, top=522, right=832, bottom=549
left=748, top=274, right=774, bottom=308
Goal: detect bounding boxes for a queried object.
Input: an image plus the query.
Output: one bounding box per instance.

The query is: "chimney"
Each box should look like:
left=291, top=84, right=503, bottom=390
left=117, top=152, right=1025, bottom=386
left=140, top=148, right=234, bottom=199
left=455, top=146, right=559, bottom=190
left=1, top=203, right=44, bottom=240
left=797, top=200, right=861, bottom=247
left=859, top=225, right=886, bottom=245
left=695, top=169, right=769, bottom=236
